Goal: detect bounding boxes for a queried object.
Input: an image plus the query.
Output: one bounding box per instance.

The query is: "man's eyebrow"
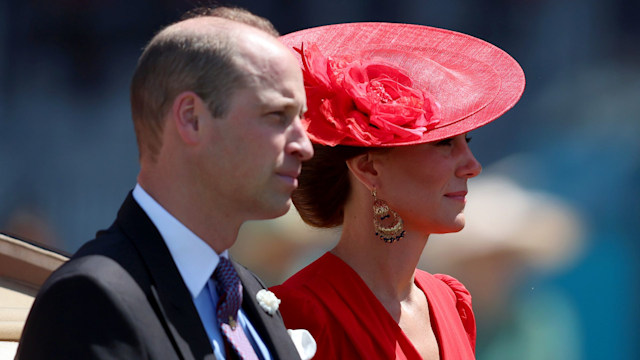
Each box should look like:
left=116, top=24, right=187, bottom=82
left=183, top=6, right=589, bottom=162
left=260, top=97, right=302, bottom=112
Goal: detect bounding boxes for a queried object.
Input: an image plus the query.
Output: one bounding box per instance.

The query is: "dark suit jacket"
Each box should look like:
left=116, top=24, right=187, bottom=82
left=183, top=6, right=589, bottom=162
left=16, top=193, right=301, bottom=360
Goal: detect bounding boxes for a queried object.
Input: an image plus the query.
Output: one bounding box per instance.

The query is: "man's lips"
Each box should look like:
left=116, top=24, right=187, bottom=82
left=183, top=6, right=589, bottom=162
left=277, top=169, right=301, bottom=179
left=277, top=169, right=301, bottom=187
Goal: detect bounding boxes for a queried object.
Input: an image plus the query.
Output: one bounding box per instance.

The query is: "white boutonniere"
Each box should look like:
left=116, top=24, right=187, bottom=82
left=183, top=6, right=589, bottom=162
left=256, top=289, right=280, bottom=315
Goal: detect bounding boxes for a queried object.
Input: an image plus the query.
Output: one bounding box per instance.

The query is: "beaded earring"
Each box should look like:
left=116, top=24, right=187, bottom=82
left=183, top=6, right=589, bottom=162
left=372, top=189, right=405, bottom=243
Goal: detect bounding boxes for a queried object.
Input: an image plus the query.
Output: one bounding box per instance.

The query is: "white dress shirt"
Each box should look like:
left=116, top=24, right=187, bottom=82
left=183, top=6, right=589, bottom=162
left=133, top=184, right=272, bottom=360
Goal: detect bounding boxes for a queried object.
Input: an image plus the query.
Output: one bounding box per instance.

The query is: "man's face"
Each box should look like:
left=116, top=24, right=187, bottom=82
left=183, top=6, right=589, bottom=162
left=196, top=29, right=313, bottom=221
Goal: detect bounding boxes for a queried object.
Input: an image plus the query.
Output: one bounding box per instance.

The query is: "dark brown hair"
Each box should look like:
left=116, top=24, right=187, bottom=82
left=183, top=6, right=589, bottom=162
left=293, top=144, right=369, bottom=228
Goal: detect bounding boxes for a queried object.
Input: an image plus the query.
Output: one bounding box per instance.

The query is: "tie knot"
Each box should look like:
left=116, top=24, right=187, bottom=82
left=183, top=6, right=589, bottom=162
left=213, top=257, right=243, bottom=326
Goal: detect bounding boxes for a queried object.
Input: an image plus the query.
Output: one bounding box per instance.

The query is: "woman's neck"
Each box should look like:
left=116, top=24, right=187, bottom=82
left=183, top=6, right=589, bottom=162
left=331, top=223, right=429, bottom=306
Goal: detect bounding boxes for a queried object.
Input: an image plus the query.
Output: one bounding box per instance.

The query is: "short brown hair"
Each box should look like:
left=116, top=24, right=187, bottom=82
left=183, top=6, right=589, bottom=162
left=130, top=6, right=279, bottom=161
left=182, top=6, right=279, bottom=37
left=292, top=145, right=369, bottom=228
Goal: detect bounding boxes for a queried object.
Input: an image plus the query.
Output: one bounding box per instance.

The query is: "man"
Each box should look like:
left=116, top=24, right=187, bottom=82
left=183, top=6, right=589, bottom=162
left=17, top=6, right=313, bottom=360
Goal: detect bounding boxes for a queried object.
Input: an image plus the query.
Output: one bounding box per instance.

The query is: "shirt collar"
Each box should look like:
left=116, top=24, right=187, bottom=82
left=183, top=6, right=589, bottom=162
left=133, top=184, right=225, bottom=298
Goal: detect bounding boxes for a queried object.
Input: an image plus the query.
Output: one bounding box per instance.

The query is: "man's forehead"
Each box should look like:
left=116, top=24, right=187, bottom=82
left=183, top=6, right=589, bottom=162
left=234, top=35, right=293, bottom=74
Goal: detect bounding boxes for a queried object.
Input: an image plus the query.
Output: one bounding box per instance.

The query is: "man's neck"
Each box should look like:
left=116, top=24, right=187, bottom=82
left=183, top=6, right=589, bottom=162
left=136, top=177, right=241, bottom=254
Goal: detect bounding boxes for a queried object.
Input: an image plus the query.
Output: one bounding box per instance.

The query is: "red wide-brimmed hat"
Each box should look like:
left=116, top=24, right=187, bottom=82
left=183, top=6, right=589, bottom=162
left=280, top=22, right=525, bottom=147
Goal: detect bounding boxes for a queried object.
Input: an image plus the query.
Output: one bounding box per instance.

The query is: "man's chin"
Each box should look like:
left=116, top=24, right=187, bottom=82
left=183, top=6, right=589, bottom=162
left=252, top=200, right=292, bottom=221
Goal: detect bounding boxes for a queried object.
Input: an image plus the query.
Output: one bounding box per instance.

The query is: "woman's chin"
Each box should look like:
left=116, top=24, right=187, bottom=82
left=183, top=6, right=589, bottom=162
left=433, top=216, right=466, bottom=234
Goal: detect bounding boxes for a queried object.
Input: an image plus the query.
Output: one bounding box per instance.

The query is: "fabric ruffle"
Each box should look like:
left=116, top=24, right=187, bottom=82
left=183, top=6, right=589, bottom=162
left=434, top=273, right=476, bottom=350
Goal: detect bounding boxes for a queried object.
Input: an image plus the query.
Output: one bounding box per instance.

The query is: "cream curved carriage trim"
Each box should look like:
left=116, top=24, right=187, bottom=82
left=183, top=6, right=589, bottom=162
left=0, top=233, right=68, bottom=358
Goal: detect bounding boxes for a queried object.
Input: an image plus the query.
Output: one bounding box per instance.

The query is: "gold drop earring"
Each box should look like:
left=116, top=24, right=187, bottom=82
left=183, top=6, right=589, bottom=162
left=372, top=189, right=405, bottom=243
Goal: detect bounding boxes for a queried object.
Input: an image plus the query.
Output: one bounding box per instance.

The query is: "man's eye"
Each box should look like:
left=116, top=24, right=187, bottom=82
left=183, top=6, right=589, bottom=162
left=465, top=135, right=472, bottom=143
left=272, top=113, right=298, bottom=129
left=267, top=112, right=286, bottom=122
left=268, top=111, right=284, bottom=118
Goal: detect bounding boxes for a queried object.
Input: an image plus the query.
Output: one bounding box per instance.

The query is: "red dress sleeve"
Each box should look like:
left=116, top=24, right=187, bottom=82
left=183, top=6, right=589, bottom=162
left=434, top=273, right=476, bottom=350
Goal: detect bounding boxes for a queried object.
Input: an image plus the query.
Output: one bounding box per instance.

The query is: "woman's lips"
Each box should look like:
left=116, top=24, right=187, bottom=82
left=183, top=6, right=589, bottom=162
left=444, top=191, right=468, bottom=202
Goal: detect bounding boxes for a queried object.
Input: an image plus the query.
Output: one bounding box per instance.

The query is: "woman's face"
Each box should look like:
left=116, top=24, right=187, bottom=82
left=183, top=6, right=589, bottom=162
left=374, top=133, right=482, bottom=235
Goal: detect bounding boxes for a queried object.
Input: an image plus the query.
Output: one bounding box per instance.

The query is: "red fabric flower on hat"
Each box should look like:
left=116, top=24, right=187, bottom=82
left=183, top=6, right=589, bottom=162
left=298, top=44, right=441, bottom=146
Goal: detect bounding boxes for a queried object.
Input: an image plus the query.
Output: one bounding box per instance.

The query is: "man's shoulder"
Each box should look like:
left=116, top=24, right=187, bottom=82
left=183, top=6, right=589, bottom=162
left=16, top=233, right=179, bottom=360
left=45, top=226, right=147, bottom=296
left=73, top=225, right=133, bottom=259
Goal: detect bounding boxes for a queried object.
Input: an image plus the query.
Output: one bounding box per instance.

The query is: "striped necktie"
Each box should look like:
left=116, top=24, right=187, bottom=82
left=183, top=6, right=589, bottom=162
left=213, top=257, right=260, bottom=360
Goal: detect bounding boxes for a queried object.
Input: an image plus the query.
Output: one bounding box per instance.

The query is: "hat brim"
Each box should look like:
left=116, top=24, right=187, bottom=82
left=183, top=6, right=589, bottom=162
left=280, top=22, right=525, bottom=146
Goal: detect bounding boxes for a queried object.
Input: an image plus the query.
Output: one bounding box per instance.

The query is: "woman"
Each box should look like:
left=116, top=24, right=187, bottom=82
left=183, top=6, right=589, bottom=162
left=271, top=22, right=525, bottom=359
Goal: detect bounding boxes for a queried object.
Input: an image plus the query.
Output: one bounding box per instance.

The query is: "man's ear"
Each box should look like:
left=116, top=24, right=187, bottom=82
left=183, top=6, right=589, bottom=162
left=345, top=152, right=379, bottom=191
left=172, top=91, right=202, bottom=145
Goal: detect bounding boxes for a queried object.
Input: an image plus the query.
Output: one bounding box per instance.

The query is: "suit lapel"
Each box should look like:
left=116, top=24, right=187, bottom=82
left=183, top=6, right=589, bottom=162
left=233, top=261, right=301, bottom=360
left=116, top=193, right=214, bottom=360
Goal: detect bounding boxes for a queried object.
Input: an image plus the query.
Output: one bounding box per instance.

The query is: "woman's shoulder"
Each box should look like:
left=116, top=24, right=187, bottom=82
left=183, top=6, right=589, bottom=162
left=435, top=272, right=472, bottom=305
left=415, top=269, right=476, bottom=349
left=270, top=253, right=338, bottom=317
left=270, top=253, right=345, bottom=351
left=414, top=269, right=471, bottom=303
left=270, top=279, right=321, bottom=310
left=273, top=252, right=335, bottom=290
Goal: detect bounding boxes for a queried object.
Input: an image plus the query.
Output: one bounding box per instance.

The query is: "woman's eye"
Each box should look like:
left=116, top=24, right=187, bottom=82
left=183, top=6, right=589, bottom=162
left=435, top=138, right=453, bottom=146
left=435, top=135, right=471, bottom=146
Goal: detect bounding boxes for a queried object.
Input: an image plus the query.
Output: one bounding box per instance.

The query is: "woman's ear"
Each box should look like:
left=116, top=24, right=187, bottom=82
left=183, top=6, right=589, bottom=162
left=172, top=91, right=201, bottom=145
left=345, top=152, right=379, bottom=191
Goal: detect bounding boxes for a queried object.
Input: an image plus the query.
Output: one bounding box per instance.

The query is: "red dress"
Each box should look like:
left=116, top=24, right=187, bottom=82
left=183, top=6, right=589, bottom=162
left=271, top=252, right=476, bottom=359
